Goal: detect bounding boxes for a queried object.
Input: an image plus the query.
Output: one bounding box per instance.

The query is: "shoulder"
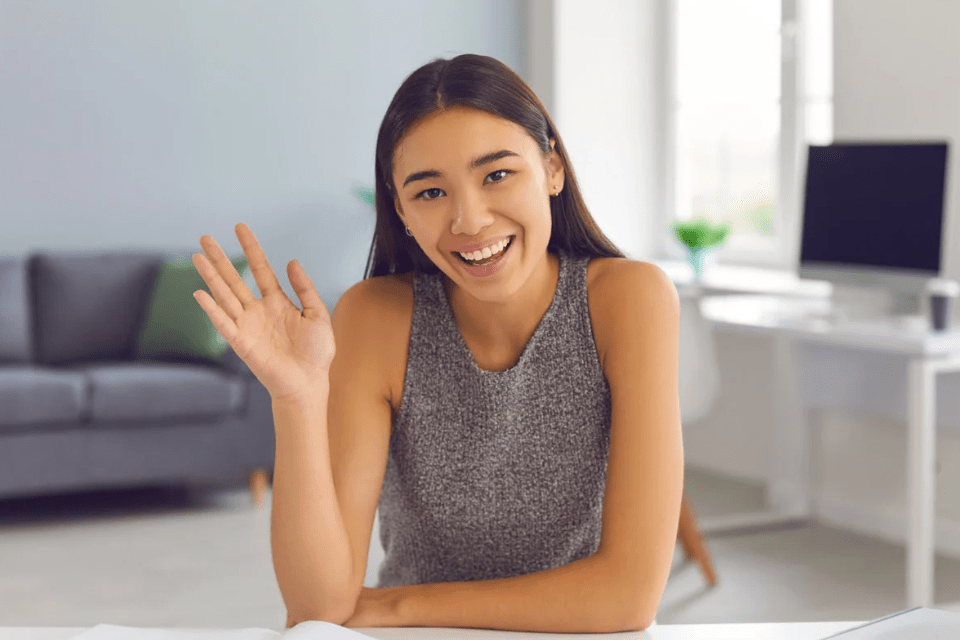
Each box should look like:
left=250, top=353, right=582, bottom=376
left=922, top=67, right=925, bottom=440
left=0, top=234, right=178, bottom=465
left=332, top=273, right=414, bottom=409
left=586, top=257, right=680, bottom=370
left=586, top=257, right=678, bottom=305
left=334, top=273, right=415, bottom=331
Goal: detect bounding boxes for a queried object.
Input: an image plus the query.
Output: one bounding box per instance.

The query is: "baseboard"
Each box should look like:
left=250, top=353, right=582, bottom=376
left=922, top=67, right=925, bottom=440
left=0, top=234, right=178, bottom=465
left=816, top=493, right=960, bottom=561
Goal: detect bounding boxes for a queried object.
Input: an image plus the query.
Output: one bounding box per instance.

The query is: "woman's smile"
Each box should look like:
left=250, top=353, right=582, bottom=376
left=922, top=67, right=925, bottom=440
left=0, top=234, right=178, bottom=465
left=453, top=235, right=516, bottom=278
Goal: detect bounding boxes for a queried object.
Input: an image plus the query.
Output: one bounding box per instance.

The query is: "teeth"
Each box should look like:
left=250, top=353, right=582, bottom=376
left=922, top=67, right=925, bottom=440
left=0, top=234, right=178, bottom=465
left=459, top=237, right=509, bottom=262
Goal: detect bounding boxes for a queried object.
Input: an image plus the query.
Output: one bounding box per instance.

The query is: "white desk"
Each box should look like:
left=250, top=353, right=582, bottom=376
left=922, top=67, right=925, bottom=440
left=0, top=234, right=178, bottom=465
left=0, top=622, right=864, bottom=640
left=653, top=259, right=832, bottom=299
left=653, top=258, right=960, bottom=607
left=695, top=293, right=960, bottom=609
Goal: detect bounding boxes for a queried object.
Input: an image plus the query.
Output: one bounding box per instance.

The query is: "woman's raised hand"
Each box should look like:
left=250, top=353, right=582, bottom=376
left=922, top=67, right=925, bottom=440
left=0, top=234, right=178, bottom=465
left=193, top=223, right=335, bottom=403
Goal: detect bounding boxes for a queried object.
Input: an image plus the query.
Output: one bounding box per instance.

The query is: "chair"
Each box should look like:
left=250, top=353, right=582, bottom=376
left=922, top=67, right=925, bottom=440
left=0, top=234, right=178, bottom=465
left=675, top=285, right=719, bottom=586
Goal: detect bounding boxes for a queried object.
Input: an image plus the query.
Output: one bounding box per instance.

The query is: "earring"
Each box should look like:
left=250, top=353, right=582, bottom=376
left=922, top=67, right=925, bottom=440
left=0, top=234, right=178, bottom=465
left=405, top=226, right=413, bottom=237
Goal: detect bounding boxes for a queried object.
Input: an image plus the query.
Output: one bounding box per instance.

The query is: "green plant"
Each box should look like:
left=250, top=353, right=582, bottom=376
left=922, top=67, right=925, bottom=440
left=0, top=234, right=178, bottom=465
left=354, top=186, right=376, bottom=208
left=672, top=217, right=731, bottom=250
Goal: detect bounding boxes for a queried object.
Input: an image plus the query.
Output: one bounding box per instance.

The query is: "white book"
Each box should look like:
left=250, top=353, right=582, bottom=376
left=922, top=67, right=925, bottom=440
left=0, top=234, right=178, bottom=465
left=67, top=621, right=375, bottom=640
left=820, top=606, right=960, bottom=639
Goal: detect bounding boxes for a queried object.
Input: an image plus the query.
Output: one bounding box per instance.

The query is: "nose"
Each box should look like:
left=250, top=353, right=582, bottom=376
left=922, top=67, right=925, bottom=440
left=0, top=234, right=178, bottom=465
left=449, top=188, right=495, bottom=237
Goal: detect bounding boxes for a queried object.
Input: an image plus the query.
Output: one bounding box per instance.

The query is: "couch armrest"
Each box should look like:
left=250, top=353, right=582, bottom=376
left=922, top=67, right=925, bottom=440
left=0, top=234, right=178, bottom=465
left=218, top=345, right=255, bottom=377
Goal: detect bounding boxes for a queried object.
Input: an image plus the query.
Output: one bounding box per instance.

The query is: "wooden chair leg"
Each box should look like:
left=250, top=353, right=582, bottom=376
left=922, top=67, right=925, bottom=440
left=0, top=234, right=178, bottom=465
left=677, top=493, right=718, bottom=586
left=249, top=468, right=271, bottom=507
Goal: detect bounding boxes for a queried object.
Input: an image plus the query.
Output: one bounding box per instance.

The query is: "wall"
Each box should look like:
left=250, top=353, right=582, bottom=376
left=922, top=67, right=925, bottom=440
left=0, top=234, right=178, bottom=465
left=0, top=0, right=524, bottom=311
left=686, top=0, right=960, bottom=558
left=527, top=0, right=666, bottom=263
left=0, top=0, right=524, bottom=589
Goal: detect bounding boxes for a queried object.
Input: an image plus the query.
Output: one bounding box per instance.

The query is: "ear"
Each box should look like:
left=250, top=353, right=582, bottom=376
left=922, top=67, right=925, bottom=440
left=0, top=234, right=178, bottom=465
left=546, top=139, right=565, bottom=193
left=393, top=190, right=406, bottom=223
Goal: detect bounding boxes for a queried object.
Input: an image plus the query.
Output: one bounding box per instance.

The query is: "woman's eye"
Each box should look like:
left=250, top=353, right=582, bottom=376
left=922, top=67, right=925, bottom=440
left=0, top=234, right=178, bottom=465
left=485, top=169, right=513, bottom=184
left=416, top=187, right=444, bottom=201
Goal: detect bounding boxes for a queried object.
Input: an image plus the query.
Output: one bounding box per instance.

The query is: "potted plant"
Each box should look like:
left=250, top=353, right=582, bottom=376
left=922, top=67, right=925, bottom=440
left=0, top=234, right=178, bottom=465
left=672, top=217, right=731, bottom=281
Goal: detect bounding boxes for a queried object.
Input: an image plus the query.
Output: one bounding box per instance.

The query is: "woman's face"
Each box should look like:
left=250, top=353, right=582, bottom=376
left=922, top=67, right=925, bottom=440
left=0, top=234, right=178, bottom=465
left=391, top=106, right=564, bottom=302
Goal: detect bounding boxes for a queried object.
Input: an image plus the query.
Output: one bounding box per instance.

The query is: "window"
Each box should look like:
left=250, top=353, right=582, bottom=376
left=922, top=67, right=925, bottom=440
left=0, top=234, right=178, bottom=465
left=664, top=0, right=833, bottom=269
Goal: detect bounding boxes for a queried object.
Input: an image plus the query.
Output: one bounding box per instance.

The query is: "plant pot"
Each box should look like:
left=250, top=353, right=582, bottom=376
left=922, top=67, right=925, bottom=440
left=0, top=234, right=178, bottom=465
left=686, top=246, right=716, bottom=281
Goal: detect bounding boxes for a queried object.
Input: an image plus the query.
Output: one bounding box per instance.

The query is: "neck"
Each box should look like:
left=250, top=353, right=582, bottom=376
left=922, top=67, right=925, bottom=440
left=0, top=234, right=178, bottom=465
left=444, top=251, right=560, bottom=350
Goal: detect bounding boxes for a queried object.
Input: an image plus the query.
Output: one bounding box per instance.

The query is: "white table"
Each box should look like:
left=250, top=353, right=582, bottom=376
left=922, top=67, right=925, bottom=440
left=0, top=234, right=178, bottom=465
left=653, top=259, right=833, bottom=299
left=696, top=293, right=960, bottom=609
left=654, top=258, right=960, bottom=607
left=0, top=622, right=865, bottom=640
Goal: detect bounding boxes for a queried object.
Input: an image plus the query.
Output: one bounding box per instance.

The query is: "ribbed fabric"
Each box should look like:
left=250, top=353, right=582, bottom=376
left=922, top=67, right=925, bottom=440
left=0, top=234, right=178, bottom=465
left=376, top=249, right=612, bottom=588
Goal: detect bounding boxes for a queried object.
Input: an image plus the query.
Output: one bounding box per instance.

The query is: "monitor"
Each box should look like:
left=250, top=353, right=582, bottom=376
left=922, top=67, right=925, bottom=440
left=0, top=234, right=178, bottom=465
left=798, top=141, right=949, bottom=317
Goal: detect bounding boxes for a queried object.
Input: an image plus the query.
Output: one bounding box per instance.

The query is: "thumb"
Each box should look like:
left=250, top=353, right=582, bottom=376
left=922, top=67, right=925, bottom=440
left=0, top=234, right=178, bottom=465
left=287, top=260, right=328, bottom=320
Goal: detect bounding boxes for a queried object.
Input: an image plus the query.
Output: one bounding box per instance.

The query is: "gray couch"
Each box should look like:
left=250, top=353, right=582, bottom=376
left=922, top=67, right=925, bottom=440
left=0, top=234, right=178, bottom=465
left=0, top=249, right=275, bottom=503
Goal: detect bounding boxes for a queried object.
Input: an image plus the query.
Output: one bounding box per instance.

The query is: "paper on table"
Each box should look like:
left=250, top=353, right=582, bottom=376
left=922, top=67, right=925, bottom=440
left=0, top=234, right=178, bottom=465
left=67, top=621, right=375, bottom=640
left=284, top=622, right=376, bottom=640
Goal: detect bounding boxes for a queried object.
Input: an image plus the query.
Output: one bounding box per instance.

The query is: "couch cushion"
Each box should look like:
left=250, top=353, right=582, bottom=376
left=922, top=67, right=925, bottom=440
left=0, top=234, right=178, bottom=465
left=0, top=366, right=89, bottom=429
left=135, top=254, right=249, bottom=364
left=78, top=362, right=245, bottom=424
left=30, top=251, right=166, bottom=365
left=0, top=257, right=33, bottom=364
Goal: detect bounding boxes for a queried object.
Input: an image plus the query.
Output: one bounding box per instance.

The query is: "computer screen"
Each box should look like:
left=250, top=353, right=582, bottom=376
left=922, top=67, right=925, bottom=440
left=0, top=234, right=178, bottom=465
left=800, top=142, right=948, bottom=275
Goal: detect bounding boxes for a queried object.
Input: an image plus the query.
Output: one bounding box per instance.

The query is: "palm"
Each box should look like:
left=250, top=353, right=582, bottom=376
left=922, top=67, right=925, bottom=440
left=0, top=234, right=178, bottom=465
left=237, top=290, right=333, bottom=392
left=193, top=224, right=335, bottom=402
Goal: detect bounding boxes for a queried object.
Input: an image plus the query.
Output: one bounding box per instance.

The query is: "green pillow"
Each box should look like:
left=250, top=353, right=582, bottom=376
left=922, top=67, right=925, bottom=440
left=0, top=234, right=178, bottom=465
left=135, top=254, right=249, bottom=364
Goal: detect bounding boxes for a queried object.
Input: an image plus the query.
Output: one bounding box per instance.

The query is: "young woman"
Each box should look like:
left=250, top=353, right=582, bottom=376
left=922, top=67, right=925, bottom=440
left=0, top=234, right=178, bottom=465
left=192, top=54, right=683, bottom=634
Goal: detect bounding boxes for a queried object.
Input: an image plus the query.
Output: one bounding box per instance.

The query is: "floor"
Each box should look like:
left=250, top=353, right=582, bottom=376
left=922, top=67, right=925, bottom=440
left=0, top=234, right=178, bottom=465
left=1, top=468, right=959, bottom=630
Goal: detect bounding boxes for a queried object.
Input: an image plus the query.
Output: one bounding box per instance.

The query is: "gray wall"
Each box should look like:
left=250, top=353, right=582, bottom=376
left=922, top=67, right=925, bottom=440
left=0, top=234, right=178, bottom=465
left=0, top=0, right=525, bottom=309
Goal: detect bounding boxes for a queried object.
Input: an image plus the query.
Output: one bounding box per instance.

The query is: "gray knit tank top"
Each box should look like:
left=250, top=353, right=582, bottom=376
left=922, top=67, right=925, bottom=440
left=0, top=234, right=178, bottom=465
left=375, top=250, right=612, bottom=588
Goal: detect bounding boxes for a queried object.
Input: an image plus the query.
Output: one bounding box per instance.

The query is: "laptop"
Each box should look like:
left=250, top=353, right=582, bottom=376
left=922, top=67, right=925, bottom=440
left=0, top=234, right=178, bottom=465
left=820, top=606, right=960, bottom=639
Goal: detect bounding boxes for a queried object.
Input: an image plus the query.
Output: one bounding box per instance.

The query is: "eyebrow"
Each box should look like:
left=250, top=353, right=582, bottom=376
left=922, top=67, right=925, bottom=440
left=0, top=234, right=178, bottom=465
left=401, top=149, right=521, bottom=188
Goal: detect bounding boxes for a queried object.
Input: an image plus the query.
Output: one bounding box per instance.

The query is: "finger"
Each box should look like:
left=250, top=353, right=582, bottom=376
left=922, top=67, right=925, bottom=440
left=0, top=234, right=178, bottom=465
left=287, top=259, right=329, bottom=321
left=192, top=252, right=244, bottom=322
left=234, top=223, right=286, bottom=298
left=199, top=233, right=257, bottom=308
left=192, top=289, right=238, bottom=345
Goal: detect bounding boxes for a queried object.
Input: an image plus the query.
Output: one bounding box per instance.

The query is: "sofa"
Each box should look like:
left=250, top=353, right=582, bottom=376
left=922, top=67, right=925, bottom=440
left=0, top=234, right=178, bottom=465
left=0, top=248, right=276, bottom=504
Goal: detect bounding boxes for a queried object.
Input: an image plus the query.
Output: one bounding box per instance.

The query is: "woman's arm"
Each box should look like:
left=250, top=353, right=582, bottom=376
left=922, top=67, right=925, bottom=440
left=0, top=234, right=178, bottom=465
left=275, top=280, right=396, bottom=626
left=346, top=261, right=684, bottom=633
left=587, top=260, right=684, bottom=627
left=359, top=552, right=641, bottom=633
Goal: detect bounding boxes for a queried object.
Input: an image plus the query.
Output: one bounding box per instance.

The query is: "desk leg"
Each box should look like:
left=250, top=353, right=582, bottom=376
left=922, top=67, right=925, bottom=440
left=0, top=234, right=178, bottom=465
left=696, top=333, right=813, bottom=535
left=768, top=333, right=813, bottom=519
left=907, top=358, right=937, bottom=608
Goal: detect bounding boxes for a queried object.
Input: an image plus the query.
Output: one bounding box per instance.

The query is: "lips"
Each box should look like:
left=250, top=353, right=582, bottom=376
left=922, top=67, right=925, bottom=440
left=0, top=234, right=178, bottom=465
left=454, top=235, right=515, bottom=278
left=450, top=234, right=514, bottom=255
left=454, top=236, right=514, bottom=265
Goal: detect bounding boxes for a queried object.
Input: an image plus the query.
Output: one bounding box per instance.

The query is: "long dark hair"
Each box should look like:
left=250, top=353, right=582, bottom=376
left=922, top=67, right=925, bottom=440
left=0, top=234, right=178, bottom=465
left=364, top=54, right=625, bottom=279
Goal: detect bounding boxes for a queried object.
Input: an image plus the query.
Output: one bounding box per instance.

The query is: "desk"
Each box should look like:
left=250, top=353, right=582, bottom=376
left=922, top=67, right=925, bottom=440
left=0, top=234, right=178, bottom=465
left=696, top=293, right=960, bottom=609
left=0, top=622, right=865, bottom=640
left=653, top=259, right=832, bottom=299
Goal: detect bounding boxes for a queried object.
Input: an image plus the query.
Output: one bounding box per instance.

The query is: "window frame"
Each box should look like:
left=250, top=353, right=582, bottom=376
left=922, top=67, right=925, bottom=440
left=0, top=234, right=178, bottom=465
left=658, top=0, right=815, bottom=272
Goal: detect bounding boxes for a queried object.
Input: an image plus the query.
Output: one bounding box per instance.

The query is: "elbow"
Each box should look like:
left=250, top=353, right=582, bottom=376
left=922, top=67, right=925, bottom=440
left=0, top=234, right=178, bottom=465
left=611, top=603, right=656, bottom=633
left=621, top=611, right=656, bottom=632
left=285, top=587, right=361, bottom=629
left=609, top=576, right=660, bottom=633
left=285, top=603, right=354, bottom=628
left=283, top=575, right=363, bottom=628
left=606, top=598, right=655, bottom=633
